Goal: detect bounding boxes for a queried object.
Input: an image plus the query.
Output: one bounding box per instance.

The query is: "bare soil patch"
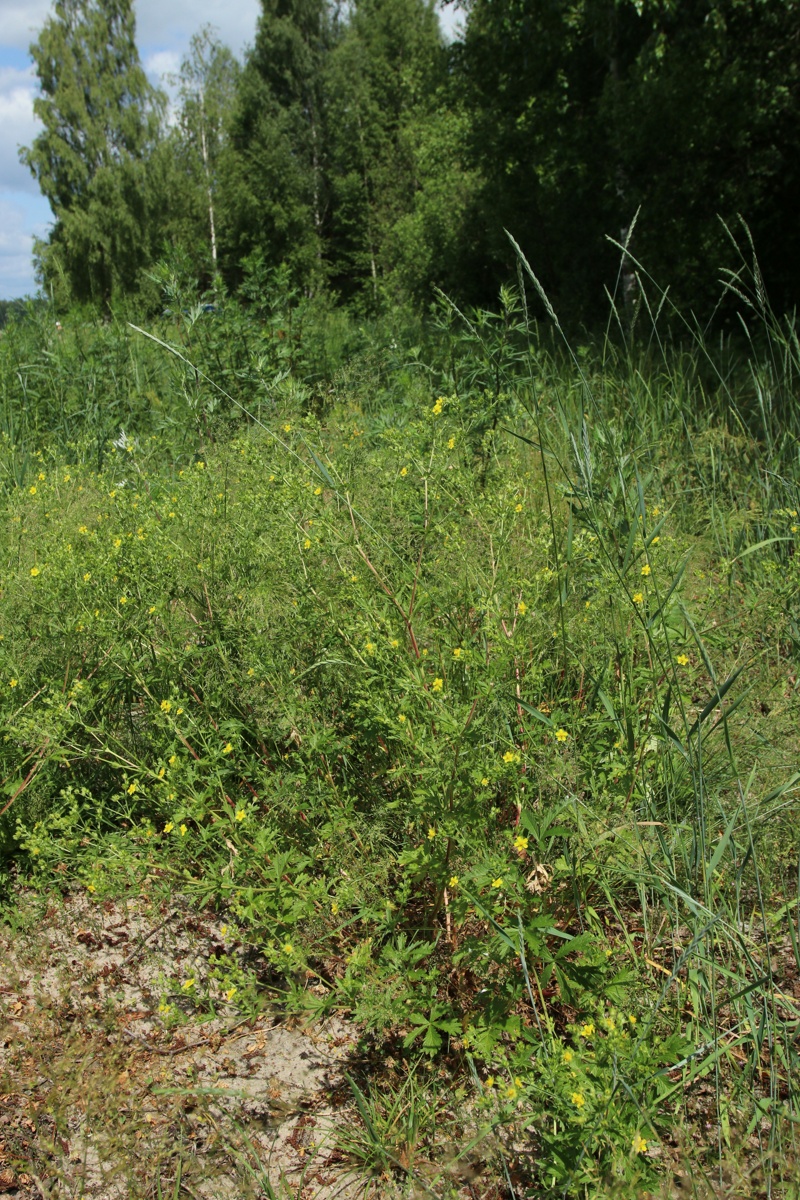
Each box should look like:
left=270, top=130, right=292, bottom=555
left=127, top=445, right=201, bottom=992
left=0, top=888, right=368, bottom=1199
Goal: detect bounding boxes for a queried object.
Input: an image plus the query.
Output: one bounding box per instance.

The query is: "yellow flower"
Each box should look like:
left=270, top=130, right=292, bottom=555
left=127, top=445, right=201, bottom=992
left=79, top=525, right=88, bottom=534
left=235, top=809, right=246, bottom=822
left=29, top=486, right=36, bottom=495
left=676, top=653, right=689, bottom=665
left=169, top=755, right=177, bottom=766
left=38, top=472, right=45, bottom=481
left=314, top=486, right=322, bottom=495
left=563, top=1049, right=574, bottom=1063
left=431, top=398, right=444, bottom=415
left=9, top=679, right=17, bottom=688
left=632, top=591, right=644, bottom=604
left=481, top=777, right=489, bottom=786
left=448, top=876, right=459, bottom=889
left=83, top=572, right=91, bottom=582
left=182, top=977, right=195, bottom=990
left=220, top=925, right=228, bottom=936
left=303, top=538, right=312, bottom=549
left=491, top=877, right=503, bottom=889
left=390, top=638, right=399, bottom=648
left=517, top=600, right=527, bottom=615
left=427, top=826, right=436, bottom=840
left=176, top=707, right=183, bottom=715
left=283, top=942, right=294, bottom=955
left=365, top=641, right=375, bottom=654
left=515, top=503, right=523, bottom=512
left=571, top=1092, right=585, bottom=1108
left=283, top=423, right=292, bottom=433
left=164, top=822, right=174, bottom=833
left=579, top=1023, right=595, bottom=1038
left=485, top=1076, right=495, bottom=1089
left=398, top=714, right=406, bottom=723
left=160, top=700, right=172, bottom=713
left=225, top=987, right=237, bottom=1002
left=641, top=563, right=651, bottom=576
left=651, top=535, right=660, bottom=545
left=400, top=466, right=408, bottom=477
left=30, top=566, right=40, bottom=577
left=632, top=1133, right=647, bottom=1154
left=223, top=742, right=234, bottom=755
left=179, top=824, right=187, bottom=836
left=63, top=474, right=70, bottom=482
left=86, top=883, right=96, bottom=893
left=113, top=537, right=122, bottom=548
left=247, top=667, right=255, bottom=676
left=651, top=505, right=660, bottom=516
left=628, top=1014, right=637, bottom=1026
left=447, top=436, right=455, bottom=450
left=513, top=835, right=529, bottom=853
left=127, top=782, right=137, bottom=795
left=158, top=1002, right=172, bottom=1016
left=432, top=678, right=443, bottom=692
left=453, top=647, right=463, bottom=659
left=506, top=1085, right=518, bottom=1100
left=331, top=900, right=339, bottom=915
left=503, top=750, right=519, bottom=763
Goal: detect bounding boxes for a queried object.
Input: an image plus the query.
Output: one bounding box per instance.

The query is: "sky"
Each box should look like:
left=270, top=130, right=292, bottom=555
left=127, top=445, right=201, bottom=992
left=0, top=0, right=462, bottom=300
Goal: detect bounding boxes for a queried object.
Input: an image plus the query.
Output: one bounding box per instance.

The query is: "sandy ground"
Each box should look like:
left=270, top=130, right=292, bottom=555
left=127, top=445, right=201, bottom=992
left=0, top=887, right=377, bottom=1199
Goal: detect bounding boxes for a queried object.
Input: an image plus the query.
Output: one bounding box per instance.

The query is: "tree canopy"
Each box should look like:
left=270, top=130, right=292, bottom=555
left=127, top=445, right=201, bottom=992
left=19, top=0, right=800, bottom=323
left=21, top=0, right=165, bottom=305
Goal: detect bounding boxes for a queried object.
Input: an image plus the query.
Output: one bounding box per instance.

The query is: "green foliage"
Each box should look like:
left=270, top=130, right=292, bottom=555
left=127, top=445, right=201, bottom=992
left=20, top=0, right=166, bottom=306
left=2, top=276, right=800, bottom=1193
left=17, top=0, right=800, bottom=321
left=324, top=0, right=452, bottom=303
left=162, top=27, right=240, bottom=280
left=455, top=0, right=800, bottom=316
left=220, top=0, right=334, bottom=285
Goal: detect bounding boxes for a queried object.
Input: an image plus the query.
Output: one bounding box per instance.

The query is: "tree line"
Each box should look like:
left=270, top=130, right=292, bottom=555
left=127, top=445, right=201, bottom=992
left=20, top=0, right=800, bottom=324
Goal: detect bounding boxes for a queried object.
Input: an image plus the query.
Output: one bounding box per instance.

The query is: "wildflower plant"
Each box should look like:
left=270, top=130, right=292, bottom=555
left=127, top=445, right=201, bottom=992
left=1, top=280, right=800, bottom=1196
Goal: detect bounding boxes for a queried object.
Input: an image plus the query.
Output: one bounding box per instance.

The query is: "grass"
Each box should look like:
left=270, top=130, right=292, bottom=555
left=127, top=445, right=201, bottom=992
left=1, top=261, right=800, bottom=1197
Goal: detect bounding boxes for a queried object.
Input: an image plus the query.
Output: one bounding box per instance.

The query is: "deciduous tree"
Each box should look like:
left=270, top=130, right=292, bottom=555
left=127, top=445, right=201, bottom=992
left=20, top=0, right=165, bottom=305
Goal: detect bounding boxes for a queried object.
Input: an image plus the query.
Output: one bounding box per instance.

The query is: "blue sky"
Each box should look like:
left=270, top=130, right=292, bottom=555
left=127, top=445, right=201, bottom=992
left=0, top=0, right=462, bottom=300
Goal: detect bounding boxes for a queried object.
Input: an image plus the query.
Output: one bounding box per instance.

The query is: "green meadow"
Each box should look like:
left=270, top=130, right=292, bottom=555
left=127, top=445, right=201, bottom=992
left=1, top=268, right=799, bottom=1196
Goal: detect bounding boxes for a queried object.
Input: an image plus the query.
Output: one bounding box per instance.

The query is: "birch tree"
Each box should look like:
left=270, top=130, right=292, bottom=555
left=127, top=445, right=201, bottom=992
left=172, top=27, right=239, bottom=275
left=20, top=0, right=164, bottom=305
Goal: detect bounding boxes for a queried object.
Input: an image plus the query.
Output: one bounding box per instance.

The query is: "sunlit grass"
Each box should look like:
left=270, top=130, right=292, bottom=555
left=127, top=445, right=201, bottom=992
left=1, top=276, right=800, bottom=1195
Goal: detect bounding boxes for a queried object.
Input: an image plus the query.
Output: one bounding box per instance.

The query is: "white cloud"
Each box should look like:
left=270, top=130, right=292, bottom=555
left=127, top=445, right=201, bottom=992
left=437, top=2, right=463, bottom=42
left=134, top=0, right=260, bottom=59
left=145, top=48, right=180, bottom=82
left=0, top=66, right=41, bottom=193
left=0, top=191, right=50, bottom=299
left=0, top=0, right=260, bottom=57
left=0, top=0, right=51, bottom=50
